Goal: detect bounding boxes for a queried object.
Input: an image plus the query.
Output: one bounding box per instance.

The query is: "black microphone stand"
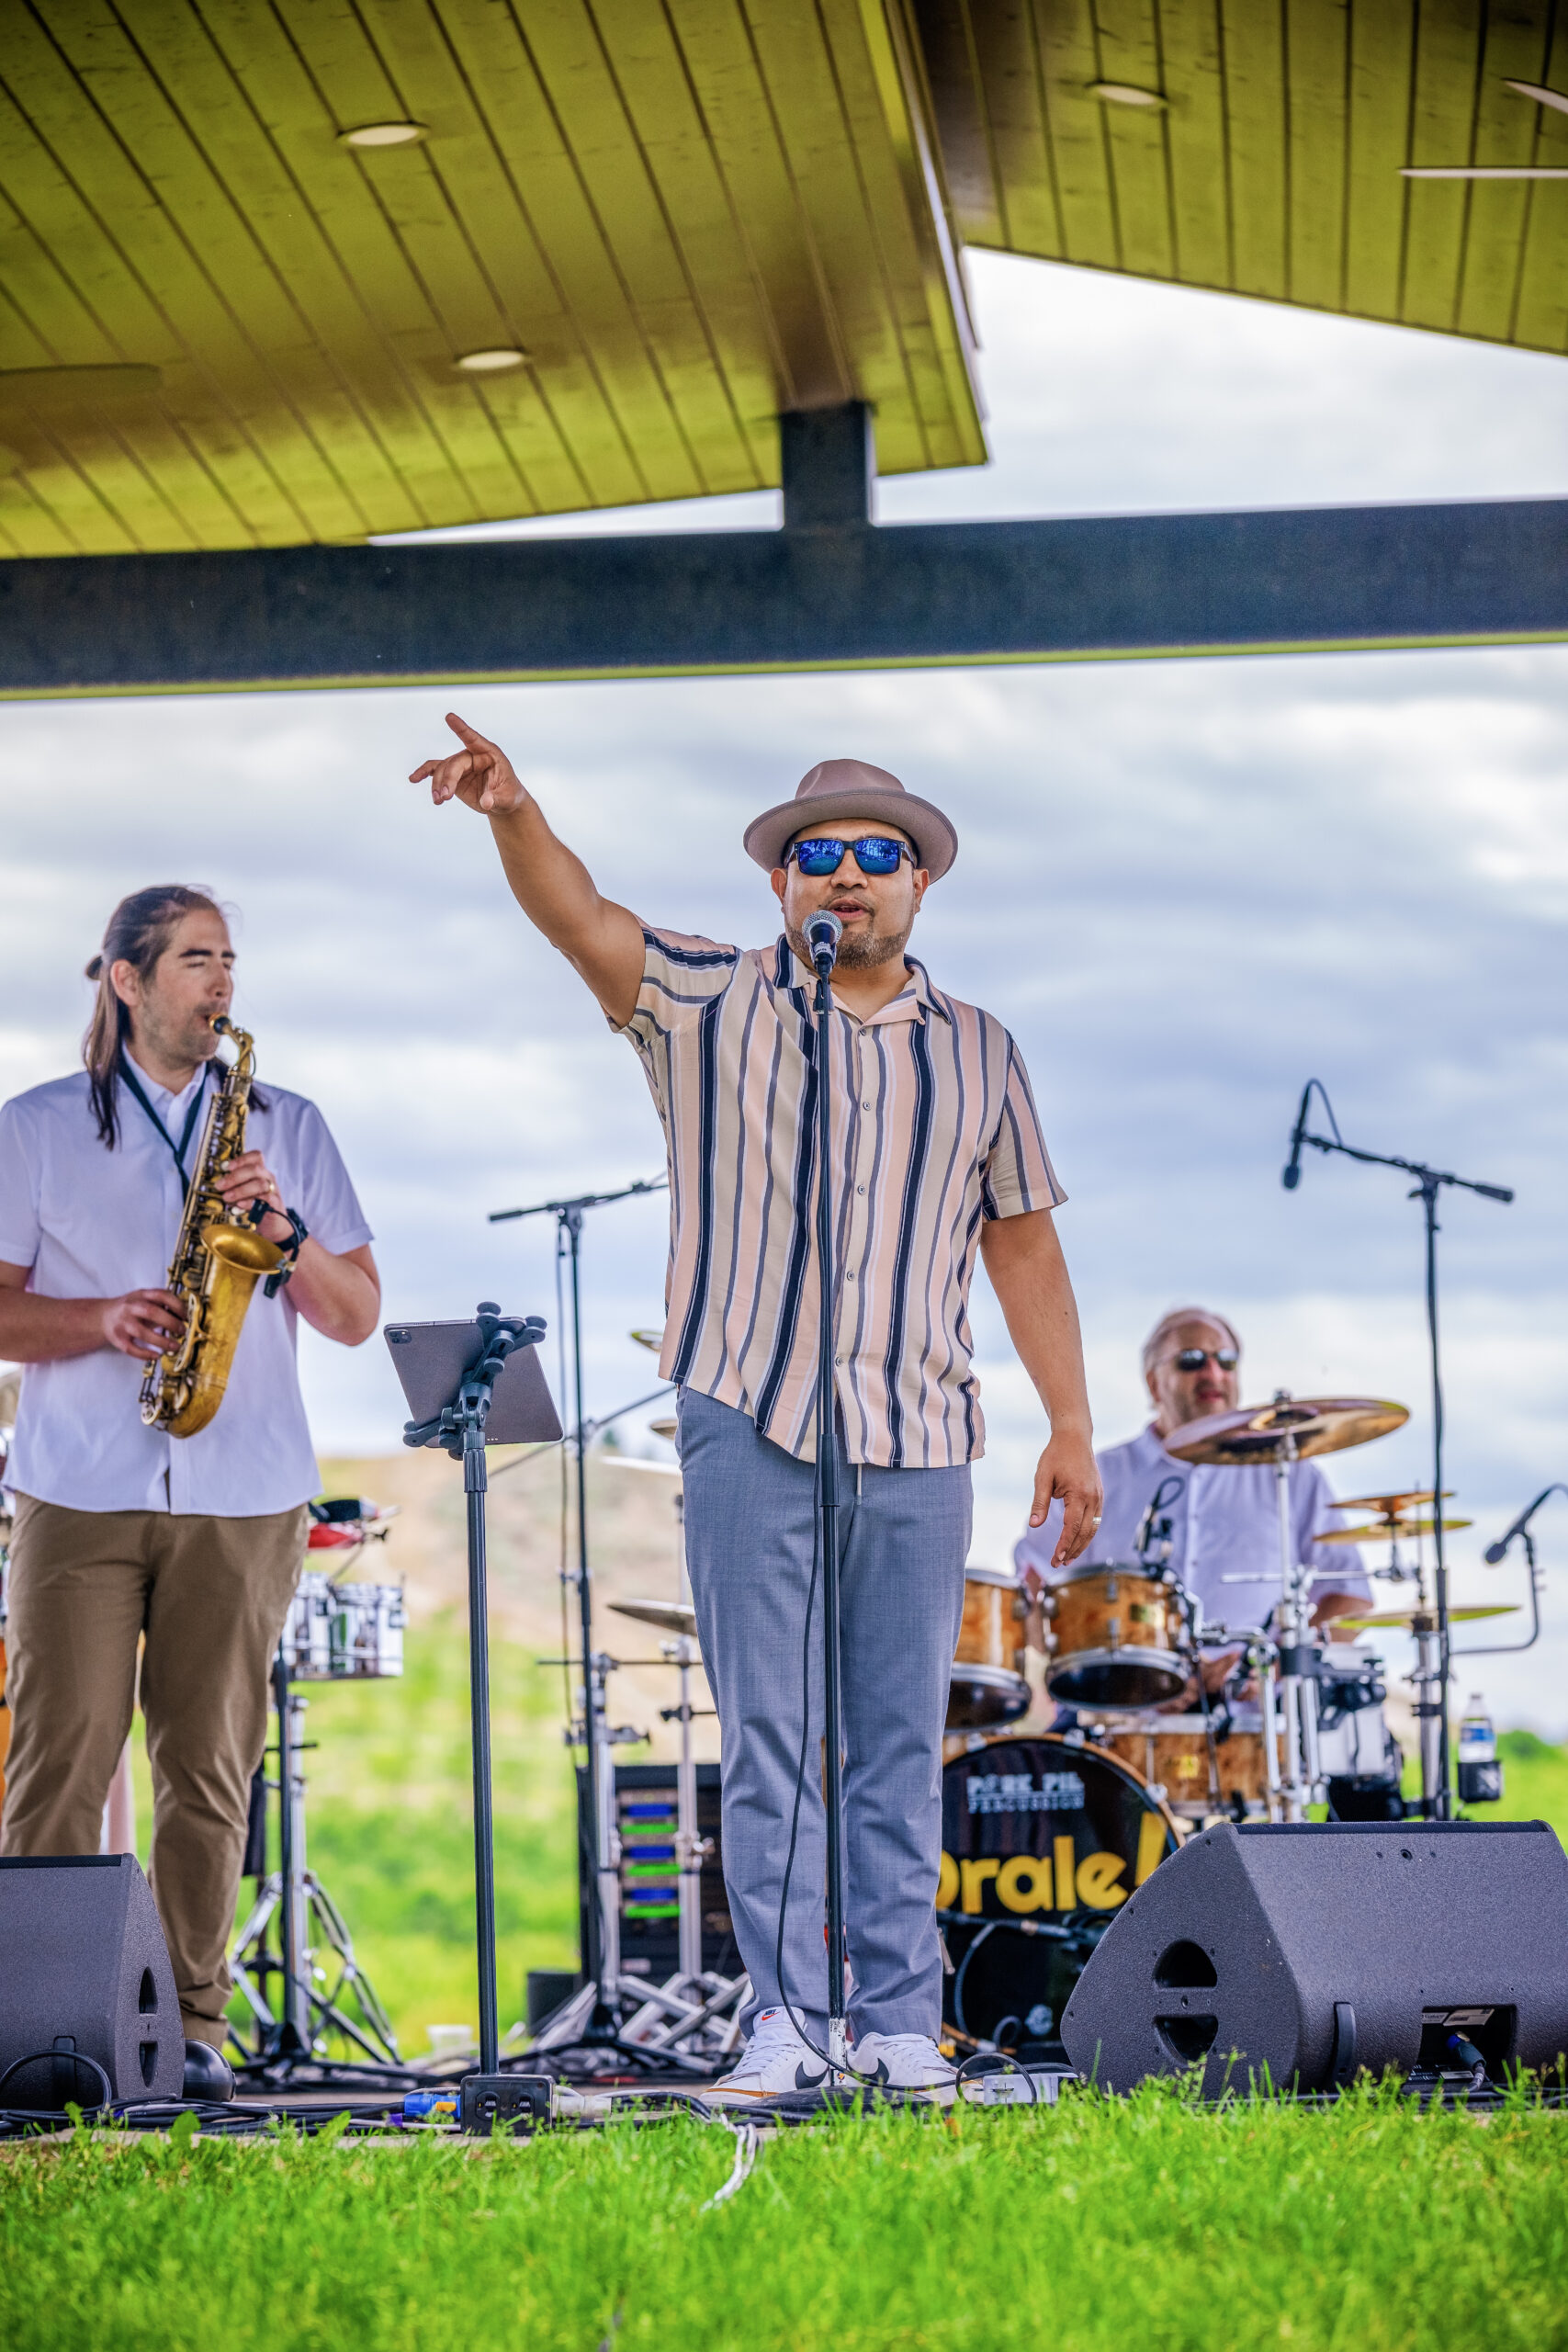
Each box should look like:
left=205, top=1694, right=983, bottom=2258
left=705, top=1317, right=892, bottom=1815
left=489, top=1177, right=667, bottom=2041
left=1464, top=1486, right=1567, bottom=1658
left=1281, top=1080, right=1514, bottom=1816
left=807, top=916, right=850, bottom=2075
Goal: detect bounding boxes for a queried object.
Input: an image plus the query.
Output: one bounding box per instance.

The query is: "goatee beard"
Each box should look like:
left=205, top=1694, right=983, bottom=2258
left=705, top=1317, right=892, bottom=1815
left=787, top=919, right=910, bottom=972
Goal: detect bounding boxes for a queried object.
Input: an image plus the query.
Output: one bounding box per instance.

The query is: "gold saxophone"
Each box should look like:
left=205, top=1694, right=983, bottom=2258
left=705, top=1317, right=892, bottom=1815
left=140, top=1015, right=285, bottom=1438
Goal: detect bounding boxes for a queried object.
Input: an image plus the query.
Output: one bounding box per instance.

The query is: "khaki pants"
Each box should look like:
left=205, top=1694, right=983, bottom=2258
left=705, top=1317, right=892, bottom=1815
left=0, top=1495, right=307, bottom=2046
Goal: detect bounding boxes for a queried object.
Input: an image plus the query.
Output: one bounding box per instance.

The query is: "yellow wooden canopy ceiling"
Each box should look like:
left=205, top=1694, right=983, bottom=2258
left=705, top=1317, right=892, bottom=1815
left=0, top=0, right=980, bottom=556
left=917, top=0, right=1568, bottom=355
left=1, top=0, right=1564, bottom=561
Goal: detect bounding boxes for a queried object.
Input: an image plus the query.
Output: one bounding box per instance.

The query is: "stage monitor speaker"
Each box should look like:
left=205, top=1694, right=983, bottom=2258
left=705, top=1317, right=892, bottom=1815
left=0, top=1854, right=184, bottom=2107
left=1060, top=1819, right=1568, bottom=2098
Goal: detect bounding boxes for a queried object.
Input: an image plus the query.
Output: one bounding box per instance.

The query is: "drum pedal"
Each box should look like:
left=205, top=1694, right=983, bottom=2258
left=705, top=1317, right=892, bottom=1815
left=459, top=2071, right=555, bottom=2136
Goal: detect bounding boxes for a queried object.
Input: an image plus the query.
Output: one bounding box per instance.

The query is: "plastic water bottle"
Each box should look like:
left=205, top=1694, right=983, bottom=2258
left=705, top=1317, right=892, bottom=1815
left=1457, top=1695, right=1504, bottom=1804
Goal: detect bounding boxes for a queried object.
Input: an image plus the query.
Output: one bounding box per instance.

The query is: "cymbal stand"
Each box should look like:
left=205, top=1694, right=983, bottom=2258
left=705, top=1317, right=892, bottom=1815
left=1269, top=1421, right=1321, bottom=1823
left=1282, top=1080, right=1513, bottom=1818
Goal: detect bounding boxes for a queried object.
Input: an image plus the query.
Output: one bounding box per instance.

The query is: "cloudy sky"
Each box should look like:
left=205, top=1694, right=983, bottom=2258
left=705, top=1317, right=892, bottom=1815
left=5, top=251, right=1565, bottom=1729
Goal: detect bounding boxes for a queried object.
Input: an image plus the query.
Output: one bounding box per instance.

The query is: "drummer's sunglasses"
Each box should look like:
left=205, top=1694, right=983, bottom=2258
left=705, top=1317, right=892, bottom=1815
left=1169, top=1347, right=1239, bottom=1372
left=786, top=835, right=918, bottom=877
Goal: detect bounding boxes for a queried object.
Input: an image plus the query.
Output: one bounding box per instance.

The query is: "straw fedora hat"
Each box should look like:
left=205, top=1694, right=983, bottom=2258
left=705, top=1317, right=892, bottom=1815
left=743, top=759, right=958, bottom=881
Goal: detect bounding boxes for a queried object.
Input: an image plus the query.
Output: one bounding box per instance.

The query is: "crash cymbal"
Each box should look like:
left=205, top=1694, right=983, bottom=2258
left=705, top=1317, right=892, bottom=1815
left=629, top=1329, right=663, bottom=1353
left=609, top=1598, right=698, bottom=1638
left=1316, top=1517, right=1472, bottom=1544
left=601, top=1456, right=682, bottom=1478
left=1331, top=1490, right=1450, bottom=1518
left=649, top=1417, right=679, bottom=1442
left=1164, top=1396, right=1410, bottom=1465
left=1337, top=1605, right=1517, bottom=1632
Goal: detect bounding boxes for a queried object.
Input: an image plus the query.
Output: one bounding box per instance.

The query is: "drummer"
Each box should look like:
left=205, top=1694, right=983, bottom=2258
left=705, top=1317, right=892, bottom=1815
left=1014, top=1306, right=1370, bottom=1689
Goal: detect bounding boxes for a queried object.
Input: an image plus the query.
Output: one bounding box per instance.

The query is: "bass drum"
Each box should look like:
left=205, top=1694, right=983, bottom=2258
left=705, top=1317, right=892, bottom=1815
left=939, top=1733, right=1179, bottom=2064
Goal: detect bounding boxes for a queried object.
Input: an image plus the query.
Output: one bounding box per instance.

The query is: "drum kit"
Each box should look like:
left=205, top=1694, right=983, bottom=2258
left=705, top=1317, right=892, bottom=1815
left=934, top=1386, right=1521, bottom=2062
left=228, top=1498, right=406, bottom=2072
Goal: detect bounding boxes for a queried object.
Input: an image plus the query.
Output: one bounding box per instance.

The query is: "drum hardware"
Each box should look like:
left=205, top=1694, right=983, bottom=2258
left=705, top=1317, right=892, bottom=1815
left=1167, top=1391, right=1411, bottom=1823
left=1279, top=1078, right=1514, bottom=1818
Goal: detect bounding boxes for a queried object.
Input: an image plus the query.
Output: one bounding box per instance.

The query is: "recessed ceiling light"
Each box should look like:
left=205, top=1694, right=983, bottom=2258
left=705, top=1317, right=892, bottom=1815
left=1504, top=79, right=1568, bottom=117
left=1402, top=164, right=1568, bottom=178
left=340, top=122, right=427, bottom=150
left=456, top=348, right=528, bottom=373
left=1088, top=82, right=1168, bottom=109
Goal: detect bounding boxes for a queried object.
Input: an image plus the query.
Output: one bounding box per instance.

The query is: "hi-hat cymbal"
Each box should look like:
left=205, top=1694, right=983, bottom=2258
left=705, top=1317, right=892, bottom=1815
left=1337, top=1605, right=1517, bottom=1632
left=610, top=1598, right=698, bottom=1638
left=629, top=1329, right=663, bottom=1353
left=1316, top=1517, right=1472, bottom=1544
left=1332, top=1490, right=1450, bottom=1518
left=1164, top=1396, right=1409, bottom=1465
left=649, top=1418, right=679, bottom=1442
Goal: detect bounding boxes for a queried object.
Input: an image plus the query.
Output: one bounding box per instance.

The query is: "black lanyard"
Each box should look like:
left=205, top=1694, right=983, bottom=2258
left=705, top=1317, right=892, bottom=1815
left=118, top=1056, right=209, bottom=1186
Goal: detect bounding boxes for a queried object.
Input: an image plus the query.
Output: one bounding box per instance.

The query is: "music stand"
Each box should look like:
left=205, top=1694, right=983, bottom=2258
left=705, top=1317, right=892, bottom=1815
left=387, top=1306, right=561, bottom=2131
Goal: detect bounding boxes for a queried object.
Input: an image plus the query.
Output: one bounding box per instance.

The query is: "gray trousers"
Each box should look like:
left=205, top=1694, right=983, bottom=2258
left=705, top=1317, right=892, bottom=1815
left=677, top=1388, right=970, bottom=2043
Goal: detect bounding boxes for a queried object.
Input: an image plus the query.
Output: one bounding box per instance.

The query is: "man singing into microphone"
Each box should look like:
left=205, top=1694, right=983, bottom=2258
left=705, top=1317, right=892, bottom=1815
left=415, top=716, right=1101, bottom=2097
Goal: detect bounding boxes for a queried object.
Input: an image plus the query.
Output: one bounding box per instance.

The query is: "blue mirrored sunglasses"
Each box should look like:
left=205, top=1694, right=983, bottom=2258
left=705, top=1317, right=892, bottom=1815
left=786, top=835, right=916, bottom=877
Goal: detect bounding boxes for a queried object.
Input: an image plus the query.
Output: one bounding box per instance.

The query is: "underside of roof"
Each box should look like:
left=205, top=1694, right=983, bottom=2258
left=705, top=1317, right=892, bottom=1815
left=0, top=0, right=981, bottom=556
left=0, top=1, right=1563, bottom=562
left=917, top=0, right=1568, bottom=356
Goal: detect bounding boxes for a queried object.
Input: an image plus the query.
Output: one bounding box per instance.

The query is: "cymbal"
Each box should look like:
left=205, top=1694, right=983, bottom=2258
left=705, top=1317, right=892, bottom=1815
left=649, top=1417, right=679, bottom=1442
left=1315, top=1518, right=1473, bottom=1544
left=1337, top=1605, right=1517, bottom=1632
left=609, top=1598, right=698, bottom=1638
left=629, top=1329, right=663, bottom=1353
left=1164, top=1396, right=1409, bottom=1465
left=1332, top=1490, right=1450, bottom=1518
left=600, top=1456, right=682, bottom=1478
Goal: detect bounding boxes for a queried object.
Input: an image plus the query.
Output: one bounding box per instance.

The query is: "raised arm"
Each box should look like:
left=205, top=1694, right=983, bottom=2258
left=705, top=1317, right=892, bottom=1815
left=412, top=712, right=645, bottom=1026
left=979, top=1205, right=1102, bottom=1566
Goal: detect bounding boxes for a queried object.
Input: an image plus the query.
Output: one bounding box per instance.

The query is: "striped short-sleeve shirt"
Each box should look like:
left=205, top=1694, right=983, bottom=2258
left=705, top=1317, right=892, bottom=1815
left=619, top=927, right=1065, bottom=1468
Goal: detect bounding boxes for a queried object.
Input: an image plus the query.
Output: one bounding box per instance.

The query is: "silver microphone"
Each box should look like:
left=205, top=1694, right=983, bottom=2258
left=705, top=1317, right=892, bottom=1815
left=805, top=910, right=843, bottom=973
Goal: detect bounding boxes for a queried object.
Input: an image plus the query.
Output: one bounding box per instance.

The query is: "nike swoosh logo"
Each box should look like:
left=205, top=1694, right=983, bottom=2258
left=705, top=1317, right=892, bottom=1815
left=861, top=2060, right=890, bottom=2086
left=794, top=2061, right=829, bottom=2089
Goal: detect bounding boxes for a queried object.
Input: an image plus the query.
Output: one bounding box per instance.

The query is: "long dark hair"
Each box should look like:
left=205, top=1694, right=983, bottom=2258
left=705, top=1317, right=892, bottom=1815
left=84, top=886, right=226, bottom=1147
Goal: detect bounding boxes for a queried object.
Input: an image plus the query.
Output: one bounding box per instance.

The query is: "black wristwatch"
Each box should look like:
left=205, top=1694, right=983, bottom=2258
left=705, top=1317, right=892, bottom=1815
left=264, top=1205, right=310, bottom=1298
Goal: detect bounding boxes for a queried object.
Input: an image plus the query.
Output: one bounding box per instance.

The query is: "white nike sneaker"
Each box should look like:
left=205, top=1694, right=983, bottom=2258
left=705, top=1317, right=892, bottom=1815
left=849, top=2031, right=957, bottom=2094
left=706, top=2007, right=832, bottom=2103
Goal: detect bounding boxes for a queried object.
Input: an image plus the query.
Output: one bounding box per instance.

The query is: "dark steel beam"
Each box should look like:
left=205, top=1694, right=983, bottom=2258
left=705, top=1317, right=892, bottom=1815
left=2, top=496, right=1565, bottom=698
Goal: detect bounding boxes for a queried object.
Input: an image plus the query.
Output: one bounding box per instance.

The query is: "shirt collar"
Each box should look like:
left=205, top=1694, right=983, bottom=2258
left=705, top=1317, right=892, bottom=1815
left=123, top=1047, right=207, bottom=1119
left=775, top=939, right=951, bottom=1026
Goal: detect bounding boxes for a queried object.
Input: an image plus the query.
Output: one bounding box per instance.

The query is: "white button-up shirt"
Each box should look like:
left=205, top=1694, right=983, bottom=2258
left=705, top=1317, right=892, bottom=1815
left=1014, top=1420, right=1369, bottom=1636
left=0, top=1057, right=371, bottom=1517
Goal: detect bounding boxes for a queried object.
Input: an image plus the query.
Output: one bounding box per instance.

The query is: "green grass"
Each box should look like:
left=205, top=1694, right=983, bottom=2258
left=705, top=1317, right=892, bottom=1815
left=127, top=1615, right=582, bottom=2058
left=3, top=2086, right=1567, bottom=2351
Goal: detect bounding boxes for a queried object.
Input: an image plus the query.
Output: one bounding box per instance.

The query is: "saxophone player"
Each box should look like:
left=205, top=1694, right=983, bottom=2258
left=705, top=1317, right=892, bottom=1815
left=0, top=887, right=378, bottom=2098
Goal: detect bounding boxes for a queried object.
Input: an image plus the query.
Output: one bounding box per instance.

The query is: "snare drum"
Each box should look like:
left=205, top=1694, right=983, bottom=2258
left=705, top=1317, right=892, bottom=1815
left=948, top=1566, right=1031, bottom=1730
left=1043, top=1562, right=1188, bottom=1710
left=1104, top=1717, right=1272, bottom=1821
left=279, top=1570, right=405, bottom=1679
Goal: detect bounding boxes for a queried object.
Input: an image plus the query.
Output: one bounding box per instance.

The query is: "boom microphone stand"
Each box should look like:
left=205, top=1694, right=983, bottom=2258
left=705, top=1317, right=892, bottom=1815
left=1281, top=1080, right=1514, bottom=1816
left=489, top=1177, right=667, bottom=2039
